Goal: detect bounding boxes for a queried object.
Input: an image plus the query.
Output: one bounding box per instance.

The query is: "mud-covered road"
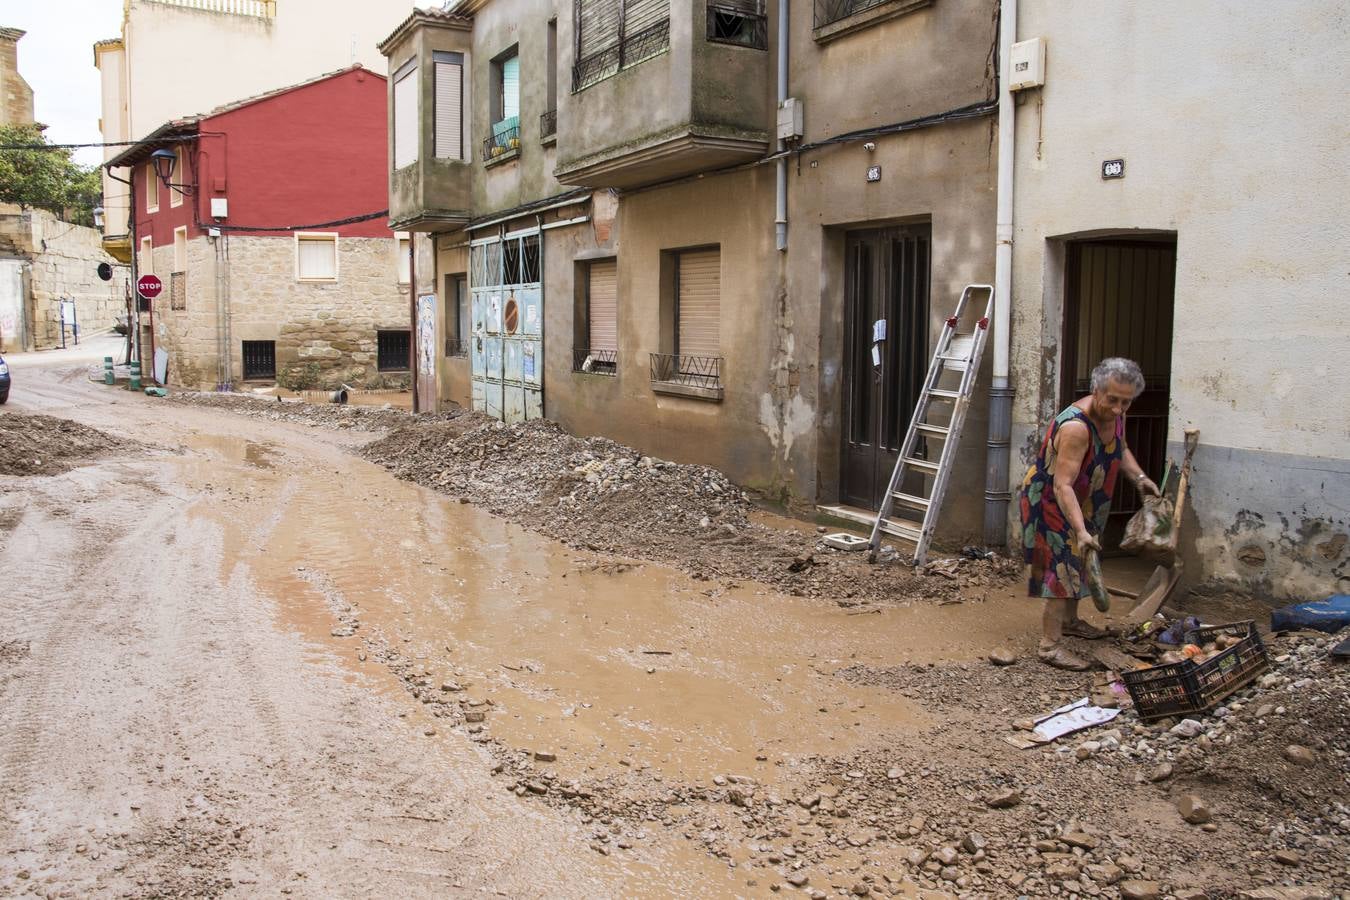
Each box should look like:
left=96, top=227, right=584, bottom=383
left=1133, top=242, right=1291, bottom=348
left=1, top=344, right=1344, bottom=900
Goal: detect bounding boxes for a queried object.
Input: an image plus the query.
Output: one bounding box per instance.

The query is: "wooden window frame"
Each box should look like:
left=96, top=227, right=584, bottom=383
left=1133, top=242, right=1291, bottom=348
left=294, top=232, right=339, bottom=283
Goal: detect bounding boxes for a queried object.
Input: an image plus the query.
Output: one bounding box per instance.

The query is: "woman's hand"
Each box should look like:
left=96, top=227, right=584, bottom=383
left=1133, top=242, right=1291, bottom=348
left=1134, top=474, right=1161, bottom=498
left=1075, top=529, right=1102, bottom=553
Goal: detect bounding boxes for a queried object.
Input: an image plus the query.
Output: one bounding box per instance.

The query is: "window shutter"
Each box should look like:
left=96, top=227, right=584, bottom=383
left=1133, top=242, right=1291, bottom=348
left=393, top=67, right=419, bottom=170
left=578, top=0, right=621, bottom=57
left=625, top=0, right=669, bottom=33
left=587, top=258, right=618, bottom=353
left=397, top=235, right=411, bottom=283
left=677, top=249, right=720, bottom=357
left=298, top=238, right=336, bottom=280
left=145, top=163, right=158, bottom=210
left=502, top=56, right=520, bottom=120
left=434, top=61, right=462, bottom=160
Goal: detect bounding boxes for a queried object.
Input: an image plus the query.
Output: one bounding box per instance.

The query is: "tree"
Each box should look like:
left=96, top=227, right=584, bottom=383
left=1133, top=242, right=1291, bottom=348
left=0, top=124, right=103, bottom=226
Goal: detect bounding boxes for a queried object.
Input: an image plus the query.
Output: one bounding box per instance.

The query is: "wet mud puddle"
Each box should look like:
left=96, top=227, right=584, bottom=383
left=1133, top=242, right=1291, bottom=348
left=174, top=431, right=1035, bottom=892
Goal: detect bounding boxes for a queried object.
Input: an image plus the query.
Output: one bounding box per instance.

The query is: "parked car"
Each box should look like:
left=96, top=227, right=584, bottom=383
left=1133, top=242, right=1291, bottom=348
left=0, top=353, right=9, bottom=404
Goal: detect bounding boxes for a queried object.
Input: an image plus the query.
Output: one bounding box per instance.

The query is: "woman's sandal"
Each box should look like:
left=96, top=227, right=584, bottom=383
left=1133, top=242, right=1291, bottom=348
left=1038, top=644, right=1091, bottom=671
left=1063, top=620, right=1109, bottom=640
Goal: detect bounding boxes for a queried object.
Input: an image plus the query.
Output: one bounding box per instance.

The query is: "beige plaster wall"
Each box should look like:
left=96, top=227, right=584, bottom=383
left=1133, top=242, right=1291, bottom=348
left=0, top=30, right=34, bottom=127
left=1009, top=1, right=1350, bottom=596
left=151, top=234, right=406, bottom=389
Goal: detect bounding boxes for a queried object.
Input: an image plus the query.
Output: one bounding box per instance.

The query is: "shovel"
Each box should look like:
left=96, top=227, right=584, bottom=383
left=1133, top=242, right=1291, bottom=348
left=1125, top=427, right=1199, bottom=625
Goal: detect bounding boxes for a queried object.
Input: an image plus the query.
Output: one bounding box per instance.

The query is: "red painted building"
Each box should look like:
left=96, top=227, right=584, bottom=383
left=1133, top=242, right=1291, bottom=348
left=110, top=66, right=412, bottom=389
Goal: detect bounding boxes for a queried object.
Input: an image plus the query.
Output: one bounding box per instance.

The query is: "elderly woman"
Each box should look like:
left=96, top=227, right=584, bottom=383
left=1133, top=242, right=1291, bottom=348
left=1020, top=357, right=1160, bottom=670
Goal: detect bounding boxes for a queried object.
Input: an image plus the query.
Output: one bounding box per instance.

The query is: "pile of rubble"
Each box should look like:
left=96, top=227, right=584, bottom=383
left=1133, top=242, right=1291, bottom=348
left=167, top=391, right=428, bottom=432
left=0, top=413, right=131, bottom=476
left=361, top=413, right=1011, bottom=604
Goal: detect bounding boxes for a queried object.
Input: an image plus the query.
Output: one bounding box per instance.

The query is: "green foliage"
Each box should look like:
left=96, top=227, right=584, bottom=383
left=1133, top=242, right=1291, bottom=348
left=0, top=124, right=103, bottom=225
left=276, top=361, right=322, bottom=391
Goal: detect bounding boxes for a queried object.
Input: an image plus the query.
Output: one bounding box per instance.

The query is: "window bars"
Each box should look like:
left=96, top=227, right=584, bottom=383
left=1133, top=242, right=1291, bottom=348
left=470, top=233, right=541, bottom=287
left=241, top=340, right=276, bottom=379
left=444, top=338, right=468, bottom=358
left=650, top=352, right=721, bottom=389
left=707, top=1, right=767, bottom=49
left=573, top=18, right=670, bottom=92
left=573, top=348, right=618, bottom=375
left=170, top=272, right=187, bottom=311
left=813, top=0, right=888, bottom=29
left=483, top=123, right=521, bottom=161
left=540, top=109, right=558, bottom=139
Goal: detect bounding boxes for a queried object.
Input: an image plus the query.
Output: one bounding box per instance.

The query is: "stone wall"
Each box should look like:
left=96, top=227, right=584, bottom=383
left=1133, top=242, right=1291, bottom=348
left=0, top=208, right=130, bottom=350
left=0, top=28, right=35, bottom=127
left=151, top=233, right=408, bottom=389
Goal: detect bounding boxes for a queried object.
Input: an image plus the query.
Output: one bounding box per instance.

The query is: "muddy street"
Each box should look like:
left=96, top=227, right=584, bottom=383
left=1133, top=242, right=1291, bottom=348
left=1, top=349, right=1345, bottom=900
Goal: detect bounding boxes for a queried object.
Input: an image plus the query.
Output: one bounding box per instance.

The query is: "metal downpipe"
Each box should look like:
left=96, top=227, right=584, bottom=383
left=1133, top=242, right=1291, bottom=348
left=984, top=0, right=1016, bottom=547
left=774, top=0, right=789, bottom=252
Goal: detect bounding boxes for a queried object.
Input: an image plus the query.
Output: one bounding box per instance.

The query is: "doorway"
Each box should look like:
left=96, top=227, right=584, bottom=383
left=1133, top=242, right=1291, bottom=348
left=1061, top=236, right=1177, bottom=548
left=840, top=224, right=931, bottom=510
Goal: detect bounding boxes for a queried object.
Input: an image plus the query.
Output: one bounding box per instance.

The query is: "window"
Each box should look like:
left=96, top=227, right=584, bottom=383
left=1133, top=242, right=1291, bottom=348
left=444, top=273, right=468, bottom=356
left=139, top=236, right=153, bottom=275
left=573, top=0, right=671, bottom=91
left=242, top=340, right=276, bottom=379
left=542, top=19, right=558, bottom=140
left=812, top=0, right=933, bottom=38
left=397, top=233, right=411, bottom=284
left=295, top=233, right=338, bottom=281
left=145, top=162, right=158, bottom=212
left=486, top=48, right=520, bottom=159
left=575, top=258, right=617, bottom=374
left=377, top=329, right=411, bottom=371
left=651, top=246, right=722, bottom=398
left=393, top=59, right=418, bottom=170
left=434, top=51, right=464, bottom=160
left=171, top=227, right=187, bottom=310
left=169, top=147, right=185, bottom=207
left=707, top=1, right=767, bottom=49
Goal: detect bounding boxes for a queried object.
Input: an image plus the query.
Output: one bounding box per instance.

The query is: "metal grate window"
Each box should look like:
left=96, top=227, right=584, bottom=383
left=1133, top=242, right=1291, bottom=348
left=650, top=352, right=721, bottom=389
left=573, top=0, right=671, bottom=92
left=813, top=0, right=896, bottom=29
left=241, top=340, right=275, bottom=379
left=170, top=272, right=186, bottom=310
left=707, top=1, right=767, bottom=49
left=377, top=330, right=411, bottom=371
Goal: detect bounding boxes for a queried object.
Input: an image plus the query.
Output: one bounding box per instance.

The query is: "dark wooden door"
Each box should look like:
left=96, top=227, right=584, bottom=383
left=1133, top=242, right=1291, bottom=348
left=841, top=225, right=931, bottom=510
left=1061, top=238, right=1176, bottom=547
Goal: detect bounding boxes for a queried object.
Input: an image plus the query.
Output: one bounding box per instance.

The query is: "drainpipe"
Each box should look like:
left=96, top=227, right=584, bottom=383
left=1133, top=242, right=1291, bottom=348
left=983, top=0, right=1016, bottom=547
left=774, top=0, right=789, bottom=252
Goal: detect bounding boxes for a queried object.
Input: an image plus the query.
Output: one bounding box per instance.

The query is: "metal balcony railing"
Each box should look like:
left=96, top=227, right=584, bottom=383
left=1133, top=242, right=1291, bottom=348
left=573, top=347, right=617, bottom=376
left=143, top=0, right=276, bottom=18
left=813, top=0, right=888, bottom=28
left=540, top=109, right=557, bottom=140
left=650, top=352, right=721, bottom=389
left=483, top=123, right=521, bottom=161
left=573, top=18, right=671, bottom=92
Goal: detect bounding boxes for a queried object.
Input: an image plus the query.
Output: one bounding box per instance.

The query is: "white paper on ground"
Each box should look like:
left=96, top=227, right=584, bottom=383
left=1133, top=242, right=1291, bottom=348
left=1030, top=697, right=1121, bottom=743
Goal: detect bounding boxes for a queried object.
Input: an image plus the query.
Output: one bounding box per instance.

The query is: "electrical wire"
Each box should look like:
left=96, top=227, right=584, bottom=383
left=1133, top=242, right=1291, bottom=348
left=199, top=209, right=390, bottom=233
left=0, top=137, right=198, bottom=151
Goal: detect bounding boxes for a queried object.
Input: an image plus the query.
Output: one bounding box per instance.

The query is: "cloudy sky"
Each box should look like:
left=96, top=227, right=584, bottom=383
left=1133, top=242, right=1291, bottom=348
left=6, top=0, right=122, bottom=166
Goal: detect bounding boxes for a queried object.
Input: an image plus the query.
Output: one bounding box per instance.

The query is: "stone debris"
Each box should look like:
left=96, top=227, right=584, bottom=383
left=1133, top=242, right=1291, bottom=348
left=0, top=413, right=131, bottom=476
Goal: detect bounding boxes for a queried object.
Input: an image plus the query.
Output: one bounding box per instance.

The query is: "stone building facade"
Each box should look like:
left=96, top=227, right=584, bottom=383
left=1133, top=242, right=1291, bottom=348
left=0, top=208, right=130, bottom=353
left=0, top=27, right=34, bottom=127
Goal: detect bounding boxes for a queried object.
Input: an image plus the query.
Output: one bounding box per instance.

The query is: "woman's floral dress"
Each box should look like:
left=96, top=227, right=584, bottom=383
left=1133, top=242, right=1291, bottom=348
left=1019, top=405, right=1123, bottom=599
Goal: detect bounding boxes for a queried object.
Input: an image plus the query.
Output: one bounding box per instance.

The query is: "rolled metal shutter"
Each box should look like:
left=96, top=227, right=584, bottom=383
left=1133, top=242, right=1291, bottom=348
left=578, top=0, right=621, bottom=57
left=677, top=249, right=720, bottom=357
left=434, top=60, right=462, bottom=159
left=625, top=0, right=669, bottom=33
left=588, top=259, right=618, bottom=353
left=393, top=67, right=418, bottom=170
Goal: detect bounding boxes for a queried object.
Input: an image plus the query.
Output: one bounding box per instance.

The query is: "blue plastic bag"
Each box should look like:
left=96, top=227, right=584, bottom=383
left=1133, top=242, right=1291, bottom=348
left=1270, top=594, right=1350, bottom=634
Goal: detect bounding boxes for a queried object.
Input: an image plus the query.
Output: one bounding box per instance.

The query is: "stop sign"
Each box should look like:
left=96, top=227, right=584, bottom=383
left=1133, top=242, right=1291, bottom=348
left=137, top=274, right=163, bottom=300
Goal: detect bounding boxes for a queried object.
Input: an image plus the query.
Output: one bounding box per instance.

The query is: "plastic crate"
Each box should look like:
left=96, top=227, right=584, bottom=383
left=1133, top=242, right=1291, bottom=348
left=1121, top=621, right=1270, bottom=722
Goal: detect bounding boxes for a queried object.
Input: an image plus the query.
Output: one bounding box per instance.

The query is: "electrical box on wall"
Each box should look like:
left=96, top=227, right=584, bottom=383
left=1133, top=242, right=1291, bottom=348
left=776, top=98, right=803, bottom=141
left=1009, top=37, right=1046, bottom=91
left=210, top=197, right=228, bottom=219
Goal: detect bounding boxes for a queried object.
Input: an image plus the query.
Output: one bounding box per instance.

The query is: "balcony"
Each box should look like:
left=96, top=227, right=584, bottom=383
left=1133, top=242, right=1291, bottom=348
left=483, top=120, right=521, bottom=167
left=540, top=110, right=557, bottom=143
left=555, top=4, right=771, bottom=190
left=650, top=352, right=723, bottom=401
left=379, top=10, right=474, bottom=233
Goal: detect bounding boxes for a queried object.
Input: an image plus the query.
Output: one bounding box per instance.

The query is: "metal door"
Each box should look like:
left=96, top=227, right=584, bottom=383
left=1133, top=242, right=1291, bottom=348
left=470, top=231, right=542, bottom=423
left=1061, top=238, right=1177, bottom=546
left=840, top=225, right=931, bottom=510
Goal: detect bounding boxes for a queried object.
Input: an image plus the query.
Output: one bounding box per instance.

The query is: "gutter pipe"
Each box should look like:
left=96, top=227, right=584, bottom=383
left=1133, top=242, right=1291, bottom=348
left=774, top=0, right=789, bottom=252
left=984, top=0, right=1016, bottom=546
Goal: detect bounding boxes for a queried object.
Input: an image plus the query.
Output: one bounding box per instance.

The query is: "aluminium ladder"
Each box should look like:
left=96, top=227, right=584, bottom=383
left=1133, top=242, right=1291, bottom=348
left=867, top=283, right=995, bottom=565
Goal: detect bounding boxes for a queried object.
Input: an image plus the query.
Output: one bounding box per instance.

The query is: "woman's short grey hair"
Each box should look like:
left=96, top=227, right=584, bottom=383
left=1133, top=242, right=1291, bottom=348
left=1090, top=357, right=1146, bottom=394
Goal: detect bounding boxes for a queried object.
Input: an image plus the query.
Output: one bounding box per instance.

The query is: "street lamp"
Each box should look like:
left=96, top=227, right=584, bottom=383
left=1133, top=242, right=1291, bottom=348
left=150, top=147, right=193, bottom=195
left=92, top=206, right=104, bottom=228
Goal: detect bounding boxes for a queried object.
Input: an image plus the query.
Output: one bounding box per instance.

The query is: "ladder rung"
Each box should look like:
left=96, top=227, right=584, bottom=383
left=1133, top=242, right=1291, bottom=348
left=927, top=388, right=960, bottom=401
left=916, top=423, right=950, bottom=438
left=904, top=457, right=939, bottom=475
left=877, top=520, right=923, bottom=543
left=891, top=491, right=931, bottom=509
